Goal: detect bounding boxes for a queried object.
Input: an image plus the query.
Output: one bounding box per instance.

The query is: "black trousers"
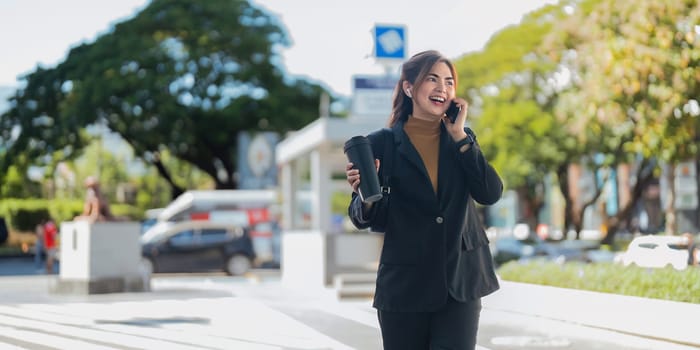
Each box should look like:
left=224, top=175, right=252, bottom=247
left=377, top=296, right=482, bottom=350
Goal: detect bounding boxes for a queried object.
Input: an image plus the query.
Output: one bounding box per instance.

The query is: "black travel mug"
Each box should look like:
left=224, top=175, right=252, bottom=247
left=344, top=136, right=383, bottom=203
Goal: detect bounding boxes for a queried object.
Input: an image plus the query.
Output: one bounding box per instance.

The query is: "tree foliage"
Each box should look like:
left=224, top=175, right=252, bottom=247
left=455, top=0, right=699, bottom=239
left=547, top=0, right=700, bottom=241
left=0, top=0, right=327, bottom=195
left=552, top=0, right=699, bottom=162
left=454, top=3, right=573, bottom=226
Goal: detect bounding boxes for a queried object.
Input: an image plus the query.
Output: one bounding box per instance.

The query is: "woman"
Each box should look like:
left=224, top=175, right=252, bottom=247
left=345, top=50, right=503, bottom=350
left=75, top=176, right=114, bottom=222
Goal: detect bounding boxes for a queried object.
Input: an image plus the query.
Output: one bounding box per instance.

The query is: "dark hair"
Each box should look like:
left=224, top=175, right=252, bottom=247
left=388, top=50, right=458, bottom=126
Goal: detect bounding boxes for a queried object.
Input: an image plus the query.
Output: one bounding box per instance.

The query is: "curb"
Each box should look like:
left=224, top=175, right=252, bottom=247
left=484, top=281, right=700, bottom=348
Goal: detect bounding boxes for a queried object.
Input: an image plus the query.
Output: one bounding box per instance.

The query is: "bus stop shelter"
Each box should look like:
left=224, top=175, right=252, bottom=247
left=275, top=115, right=386, bottom=292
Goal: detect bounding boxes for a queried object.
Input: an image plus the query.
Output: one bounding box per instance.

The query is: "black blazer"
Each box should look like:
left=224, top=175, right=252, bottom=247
left=349, top=119, right=503, bottom=312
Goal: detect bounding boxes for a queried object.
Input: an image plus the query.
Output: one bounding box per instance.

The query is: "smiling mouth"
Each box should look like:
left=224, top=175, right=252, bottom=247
left=429, top=96, right=446, bottom=104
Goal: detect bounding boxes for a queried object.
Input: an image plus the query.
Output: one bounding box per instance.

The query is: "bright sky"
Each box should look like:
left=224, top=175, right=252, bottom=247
left=0, top=0, right=556, bottom=96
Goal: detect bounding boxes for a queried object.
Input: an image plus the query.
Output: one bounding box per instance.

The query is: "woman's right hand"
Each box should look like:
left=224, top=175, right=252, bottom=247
left=345, top=160, right=380, bottom=193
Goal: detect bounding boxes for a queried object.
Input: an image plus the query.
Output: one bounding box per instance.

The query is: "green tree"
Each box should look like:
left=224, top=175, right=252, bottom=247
left=0, top=164, right=41, bottom=198
left=536, top=0, right=626, bottom=237
left=549, top=0, right=700, bottom=242
left=0, top=0, right=328, bottom=198
left=454, top=3, right=576, bottom=229
left=65, top=136, right=211, bottom=211
left=452, top=0, right=698, bottom=242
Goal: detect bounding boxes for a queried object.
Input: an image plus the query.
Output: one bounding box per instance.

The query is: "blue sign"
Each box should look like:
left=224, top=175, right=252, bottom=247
left=353, top=76, right=397, bottom=90
left=351, top=75, right=398, bottom=116
left=374, top=25, right=406, bottom=60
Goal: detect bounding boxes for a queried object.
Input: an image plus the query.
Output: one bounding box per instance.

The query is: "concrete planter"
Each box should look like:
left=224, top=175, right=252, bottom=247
left=52, top=221, right=149, bottom=294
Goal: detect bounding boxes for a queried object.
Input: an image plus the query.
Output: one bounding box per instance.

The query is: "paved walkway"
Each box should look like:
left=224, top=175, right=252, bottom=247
left=0, top=273, right=383, bottom=350
left=2, top=272, right=699, bottom=350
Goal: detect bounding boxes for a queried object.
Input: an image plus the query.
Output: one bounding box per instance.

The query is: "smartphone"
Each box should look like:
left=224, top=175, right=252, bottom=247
left=446, top=101, right=460, bottom=123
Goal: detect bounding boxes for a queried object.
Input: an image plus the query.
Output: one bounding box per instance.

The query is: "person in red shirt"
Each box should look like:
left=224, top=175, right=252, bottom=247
left=43, top=219, right=58, bottom=274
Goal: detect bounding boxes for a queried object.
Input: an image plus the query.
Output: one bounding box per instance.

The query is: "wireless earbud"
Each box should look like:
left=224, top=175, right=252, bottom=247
left=406, top=89, right=412, bottom=98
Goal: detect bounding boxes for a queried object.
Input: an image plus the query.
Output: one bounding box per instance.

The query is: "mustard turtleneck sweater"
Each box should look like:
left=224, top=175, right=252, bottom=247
left=404, top=116, right=441, bottom=194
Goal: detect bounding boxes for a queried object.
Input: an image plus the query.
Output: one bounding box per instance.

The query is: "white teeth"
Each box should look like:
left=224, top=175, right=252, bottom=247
left=430, top=96, right=445, bottom=102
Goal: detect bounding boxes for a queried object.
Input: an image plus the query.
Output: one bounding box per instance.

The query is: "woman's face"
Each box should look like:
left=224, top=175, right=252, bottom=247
left=409, top=61, right=455, bottom=121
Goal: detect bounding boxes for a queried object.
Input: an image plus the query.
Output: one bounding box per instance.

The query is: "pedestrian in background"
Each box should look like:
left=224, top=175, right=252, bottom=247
left=43, top=219, right=58, bottom=274
left=34, top=221, right=45, bottom=272
left=346, top=50, right=503, bottom=350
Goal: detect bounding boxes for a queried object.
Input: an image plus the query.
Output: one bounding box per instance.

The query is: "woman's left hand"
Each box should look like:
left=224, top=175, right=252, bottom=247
left=443, top=97, right=469, bottom=142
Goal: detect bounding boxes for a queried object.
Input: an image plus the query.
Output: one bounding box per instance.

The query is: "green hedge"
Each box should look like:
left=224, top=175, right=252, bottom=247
left=497, top=260, right=700, bottom=304
left=0, top=199, right=65, bottom=231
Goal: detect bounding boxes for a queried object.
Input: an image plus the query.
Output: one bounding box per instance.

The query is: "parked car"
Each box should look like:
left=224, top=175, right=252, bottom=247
left=492, top=235, right=600, bottom=266
left=140, top=221, right=255, bottom=276
left=540, top=240, right=591, bottom=264
left=0, top=217, right=7, bottom=245
left=491, top=236, right=549, bottom=266
left=585, top=249, right=618, bottom=263
left=615, top=235, right=689, bottom=271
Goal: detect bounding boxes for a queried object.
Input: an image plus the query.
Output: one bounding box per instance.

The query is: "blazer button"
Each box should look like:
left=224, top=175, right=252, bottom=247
left=435, top=216, right=444, bottom=224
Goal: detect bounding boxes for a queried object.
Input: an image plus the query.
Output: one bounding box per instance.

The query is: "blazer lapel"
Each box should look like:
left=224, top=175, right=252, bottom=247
left=394, top=122, right=432, bottom=186
left=436, top=124, right=454, bottom=203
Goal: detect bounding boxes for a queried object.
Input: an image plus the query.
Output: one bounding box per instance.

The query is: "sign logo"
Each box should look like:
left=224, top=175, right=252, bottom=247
left=238, top=132, right=279, bottom=189
left=248, top=134, right=273, bottom=177
left=374, top=25, right=406, bottom=60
